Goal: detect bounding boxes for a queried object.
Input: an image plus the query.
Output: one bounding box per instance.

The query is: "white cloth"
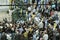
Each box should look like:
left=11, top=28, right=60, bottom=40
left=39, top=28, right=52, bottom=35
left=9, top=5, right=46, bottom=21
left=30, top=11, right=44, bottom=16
left=9, top=10, right=14, bottom=16
left=38, top=21, right=43, bottom=28
left=28, top=7, right=32, bottom=11
left=32, top=9, right=36, bottom=13
left=29, top=17, right=32, bottom=21
left=5, top=23, right=9, bottom=27
left=0, top=26, right=3, bottom=29
left=6, top=34, right=11, bottom=40
left=45, top=19, right=48, bottom=28
left=34, top=17, right=40, bottom=24
left=54, top=20, right=59, bottom=24
left=34, top=17, right=40, bottom=22
left=19, top=27, right=23, bottom=34
left=43, top=34, right=48, bottom=40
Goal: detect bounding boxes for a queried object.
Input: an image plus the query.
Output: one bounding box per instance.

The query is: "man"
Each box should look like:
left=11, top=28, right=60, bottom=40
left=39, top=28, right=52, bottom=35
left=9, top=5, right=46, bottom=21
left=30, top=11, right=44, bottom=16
left=43, top=31, right=48, bottom=40
left=38, top=20, right=43, bottom=31
left=34, top=16, right=40, bottom=24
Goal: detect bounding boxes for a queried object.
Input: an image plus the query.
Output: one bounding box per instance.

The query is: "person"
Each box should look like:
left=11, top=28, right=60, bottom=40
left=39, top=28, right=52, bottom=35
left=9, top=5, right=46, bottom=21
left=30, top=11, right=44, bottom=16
left=34, top=15, right=41, bottom=24
left=43, top=31, right=48, bottom=40
left=14, top=31, right=21, bottom=40
left=28, top=27, right=33, bottom=40
left=38, top=20, right=43, bottom=31
left=33, top=32, right=36, bottom=40
left=18, top=27, right=24, bottom=34
left=36, top=29, right=39, bottom=40
left=6, top=33, right=12, bottom=40
left=47, top=24, right=53, bottom=40
left=45, top=19, right=48, bottom=28
left=39, top=31, right=43, bottom=40
left=1, top=32, right=7, bottom=40
left=50, top=9, right=54, bottom=16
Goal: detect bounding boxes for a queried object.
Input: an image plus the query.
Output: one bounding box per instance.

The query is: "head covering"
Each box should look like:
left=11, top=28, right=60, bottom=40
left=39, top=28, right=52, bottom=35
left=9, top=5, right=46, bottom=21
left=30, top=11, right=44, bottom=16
left=28, top=7, right=32, bottom=11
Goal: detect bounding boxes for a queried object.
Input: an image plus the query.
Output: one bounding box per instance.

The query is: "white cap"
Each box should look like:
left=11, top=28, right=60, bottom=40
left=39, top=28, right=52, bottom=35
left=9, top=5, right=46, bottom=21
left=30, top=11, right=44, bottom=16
left=28, top=7, right=31, bottom=11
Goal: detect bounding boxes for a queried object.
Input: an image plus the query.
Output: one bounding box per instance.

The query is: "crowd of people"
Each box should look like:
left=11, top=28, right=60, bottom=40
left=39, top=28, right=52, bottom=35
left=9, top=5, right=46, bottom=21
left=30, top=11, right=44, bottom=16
left=0, top=1, right=60, bottom=40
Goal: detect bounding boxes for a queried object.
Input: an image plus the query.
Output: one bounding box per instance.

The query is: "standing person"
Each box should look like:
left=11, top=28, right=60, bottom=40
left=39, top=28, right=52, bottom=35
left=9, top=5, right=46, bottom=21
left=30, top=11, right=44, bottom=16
left=36, top=29, right=40, bottom=40
left=39, top=31, right=43, bottom=40
left=23, top=31, right=28, bottom=40
left=53, top=29, right=57, bottom=40
left=19, top=27, right=24, bottom=34
left=20, top=34, right=24, bottom=40
left=1, top=32, right=7, bottom=40
left=38, top=20, right=43, bottom=31
left=44, top=17, right=48, bottom=29
left=50, top=9, right=54, bottom=16
left=14, top=32, right=21, bottom=40
left=47, top=24, right=53, bottom=40
left=33, top=32, right=36, bottom=40
left=43, top=31, right=48, bottom=40
left=6, top=33, right=12, bottom=40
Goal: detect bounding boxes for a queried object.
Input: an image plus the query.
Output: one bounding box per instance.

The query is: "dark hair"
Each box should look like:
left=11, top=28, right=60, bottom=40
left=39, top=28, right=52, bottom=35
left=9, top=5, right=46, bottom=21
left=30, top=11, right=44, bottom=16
left=33, top=12, right=35, bottom=15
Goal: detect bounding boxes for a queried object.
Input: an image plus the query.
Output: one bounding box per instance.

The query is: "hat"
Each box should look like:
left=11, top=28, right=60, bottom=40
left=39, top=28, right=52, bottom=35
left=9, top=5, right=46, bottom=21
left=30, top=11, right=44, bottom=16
left=28, top=7, right=32, bottom=11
